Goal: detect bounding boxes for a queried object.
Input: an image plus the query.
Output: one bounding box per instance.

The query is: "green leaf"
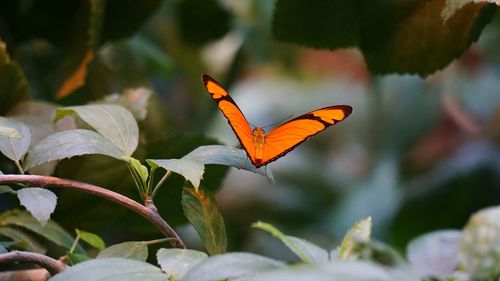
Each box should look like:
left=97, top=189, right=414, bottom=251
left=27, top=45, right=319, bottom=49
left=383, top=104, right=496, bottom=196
left=176, top=0, right=230, bottom=44
left=0, top=185, right=15, bottom=195
left=67, top=252, right=91, bottom=265
left=0, top=40, right=29, bottom=114
left=182, top=253, right=285, bottom=281
left=128, top=157, right=149, bottom=188
left=252, top=221, right=328, bottom=264
left=0, top=117, right=31, bottom=161
left=273, top=0, right=360, bottom=49
left=76, top=229, right=106, bottom=251
left=97, top=241, right=148, bottom=261
left=338, top=217, right=372, bottom=260
left=23, top=129, right=126, bottom=170
left=0, top=210, right=84, bottom=253
left=17, top=188, right=57, bottom=226
left=156, top=248, right=208, bottom=280
left=147, top=159, right=204, bottom=189
left=0, top=226, right=46, bottom=253
left=0, top=245, right=6, bottom=253
left=183, top=145, right=274, bottom=183
left=360, top=1, right=496, bottom=75
left=406, top=230, right=462, bottom=279
left=50, top=258, right=168, bottom=281
left=55, top=105, right=139, bottom=156
left=181, top=186, right=226, bottom=255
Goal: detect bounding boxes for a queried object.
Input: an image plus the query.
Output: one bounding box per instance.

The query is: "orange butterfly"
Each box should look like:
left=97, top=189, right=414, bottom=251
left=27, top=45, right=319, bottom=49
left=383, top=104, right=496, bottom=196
left=202, top=74, right=352, bottom=168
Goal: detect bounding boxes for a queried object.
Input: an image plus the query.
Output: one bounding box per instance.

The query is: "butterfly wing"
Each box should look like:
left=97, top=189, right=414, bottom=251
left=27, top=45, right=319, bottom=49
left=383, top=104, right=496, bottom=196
left=202, top=74, right=256, bottom=163
left=258, top=105, right=353, bottom=167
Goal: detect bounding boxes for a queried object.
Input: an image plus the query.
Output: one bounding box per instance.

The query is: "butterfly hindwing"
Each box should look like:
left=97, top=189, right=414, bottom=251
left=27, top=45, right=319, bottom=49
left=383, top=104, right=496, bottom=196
left=260, top=105, right=352, bottom=166
left=202, top=75, right=256, bottom=162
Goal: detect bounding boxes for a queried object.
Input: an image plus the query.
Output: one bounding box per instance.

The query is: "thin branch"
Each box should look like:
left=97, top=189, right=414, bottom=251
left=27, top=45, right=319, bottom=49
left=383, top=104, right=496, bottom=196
left=0, top=250, right=66, bottom=275
left=0, top=174, right=185, bottom=249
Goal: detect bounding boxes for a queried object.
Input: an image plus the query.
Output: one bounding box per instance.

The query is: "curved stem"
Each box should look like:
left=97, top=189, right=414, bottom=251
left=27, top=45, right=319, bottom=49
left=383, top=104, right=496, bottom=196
left=0, top=174, right=185, bottom=249
left=0, top=250, right=66, bottom=275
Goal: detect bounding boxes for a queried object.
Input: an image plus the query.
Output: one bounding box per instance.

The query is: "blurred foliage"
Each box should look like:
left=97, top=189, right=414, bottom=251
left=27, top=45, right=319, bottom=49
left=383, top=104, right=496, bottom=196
left=0, top=0, right=500, bottom=276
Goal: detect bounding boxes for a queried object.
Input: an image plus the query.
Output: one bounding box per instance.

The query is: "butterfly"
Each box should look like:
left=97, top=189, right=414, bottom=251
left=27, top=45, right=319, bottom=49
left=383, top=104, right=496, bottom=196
left=202, top=74, right=352, bottom=168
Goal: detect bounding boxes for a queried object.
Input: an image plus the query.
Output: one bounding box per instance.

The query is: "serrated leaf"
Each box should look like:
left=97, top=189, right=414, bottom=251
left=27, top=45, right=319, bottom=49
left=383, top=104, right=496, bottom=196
left=252, top=221, right=328, bottom=264
left=128, top=157, right=149, bottom=187
left=182, top=253, right=285, bottom=281
left=97, top=241, right=148, bottom=261
left=67, top=252, right=91, bottom=265
left=17, top=188, right=57, bottom=226
left=0, top=117, right=31, bottom=161
left=147, top=159, right=204, bottom=189
left=182, top=186, right=226, bottom=255
left=156, top=248, right=208, bottom=280
left=339, top=217, right=372, bottom=260
left=76, top=229, right=106, bottom=251
left=0, top=226, right=46, bottom=253
left=23, top=129, right=126, bottom=170
left=183, top=145, right=274, bottom=182
left=50, top=258, right=168, bottom=281
left=407, top=230, right=462, bottom=279
left=55, top=105, right=139, bottom=156
left=0, top=40, right=29, bottom=114
left=0, top=210, right=84, bottom=253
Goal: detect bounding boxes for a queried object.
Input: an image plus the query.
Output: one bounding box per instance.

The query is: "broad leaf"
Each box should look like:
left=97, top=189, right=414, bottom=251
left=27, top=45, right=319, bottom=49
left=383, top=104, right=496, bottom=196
left=183, top=145, right=274, bottom=182
left=17, top=188, right=57, bottom=226
left=0, top=117, right=31, bottom=161
left=24, top=129, right=125, bottom=170
left=0, top=125, right=21, bottom=138
left=156, top=248, right=208, bottom=280
left=67, top=253, right=91, bottom=265
left=0, top=185, right=15, bottom=195
left=0, top=226, right=46, bottom=253
left=0, top=210, right=84, bottom=253
left=407, top=230, right=462, bottom=279
left=252, top=221, right=328, bottom=263
left=76, top=229, right=106, bottom=251
left=55, top=105, right=139, bottom=156
left=97, top=241, right=148, bottom=261
left=182, top=186, right=226, bottom=255
left=147, top=159, right=204, bottom=189
left=339, top=217, right=372, bottom=260
left=182, top=253, right=285, bottom=281
left=0, top=40, right=29, bottom=114
left=50, top=258, right=168, bottom=281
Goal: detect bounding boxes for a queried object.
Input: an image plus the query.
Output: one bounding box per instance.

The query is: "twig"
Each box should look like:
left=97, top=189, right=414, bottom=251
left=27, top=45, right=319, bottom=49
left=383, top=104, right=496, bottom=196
left=0, top=174, right=185, bottom=249
left=0, top=250, right=66, bottom=275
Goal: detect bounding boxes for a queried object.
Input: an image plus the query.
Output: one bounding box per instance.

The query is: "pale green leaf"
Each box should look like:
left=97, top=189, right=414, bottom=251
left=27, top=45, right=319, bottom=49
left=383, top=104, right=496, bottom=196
left=56, top=105, right=139, bottom=156
left=128, top=157, right=149, bottom=187
left=252, top=221, right=328, bottom=263
left=182, top=253, right=285, bottom=281
left=23, top=129, right=126, bottom=170
left=0, top=245, right=6, bottom=253
left=0, top=185, right=15, bottom=195
left=0, top=126, right=21, bottom=138
left=0, top=210, right=84, bottom=253
left=97, top=241, right=148, bottom=261
left=156, top=248, right=208, bottom=280
left=76, top=229, right=106, bottom=251
left=339, top=217, right=372, bottom=260
left=17, top=188, right=57, bottom=226
left=50, top=258, right=168, bottom=281
left=182, top=186, right=226, bottom=255
left=0, top=226, right=46, bottom=253
left=67, top=253, right=91, bottom=265
left=0, top=117, right=31, bottom=161
left=147, top=159, right=204, bottom=189
left=183, top=145, right=274, bottom=182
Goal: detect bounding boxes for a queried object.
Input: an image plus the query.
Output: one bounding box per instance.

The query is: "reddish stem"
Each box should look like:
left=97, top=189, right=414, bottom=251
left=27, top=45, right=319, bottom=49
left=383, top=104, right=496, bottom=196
left=0, top=174, right=185, bottom=249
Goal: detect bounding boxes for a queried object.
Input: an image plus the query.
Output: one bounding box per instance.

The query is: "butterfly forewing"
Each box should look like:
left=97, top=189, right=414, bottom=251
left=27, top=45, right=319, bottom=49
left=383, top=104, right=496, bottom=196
left=202, top=75, right=256, bottom=162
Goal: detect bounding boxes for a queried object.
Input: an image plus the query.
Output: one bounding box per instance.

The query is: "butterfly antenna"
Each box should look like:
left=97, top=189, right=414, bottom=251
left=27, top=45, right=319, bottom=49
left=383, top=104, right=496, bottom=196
left=262, top=114, right=294, bottom=130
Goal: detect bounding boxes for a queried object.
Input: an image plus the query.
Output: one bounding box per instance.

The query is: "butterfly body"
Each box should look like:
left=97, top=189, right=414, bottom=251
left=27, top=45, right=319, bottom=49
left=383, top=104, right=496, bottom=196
left=202, top=74, right=352, bottom=168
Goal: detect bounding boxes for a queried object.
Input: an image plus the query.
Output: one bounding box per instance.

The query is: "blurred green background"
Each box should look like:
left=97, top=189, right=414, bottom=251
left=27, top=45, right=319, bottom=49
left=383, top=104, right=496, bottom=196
left=1, top=0, right=499, bottom=260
